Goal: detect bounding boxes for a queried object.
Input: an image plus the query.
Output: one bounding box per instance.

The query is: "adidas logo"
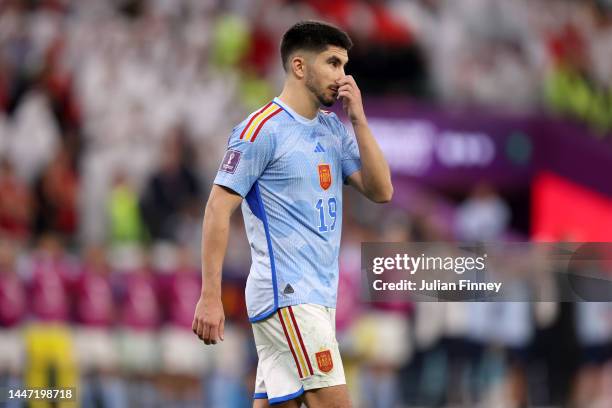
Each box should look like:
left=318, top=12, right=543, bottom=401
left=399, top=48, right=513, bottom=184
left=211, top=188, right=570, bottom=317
left=314, top=142, right=325, bottom=153
left=283, top=284, right=294, bottom=294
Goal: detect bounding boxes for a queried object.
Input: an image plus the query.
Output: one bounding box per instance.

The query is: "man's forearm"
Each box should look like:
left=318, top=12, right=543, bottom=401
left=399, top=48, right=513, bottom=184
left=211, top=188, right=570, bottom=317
left=200, top=203, right=231, bottom=297
left=352, top=119, right=393, bottom=202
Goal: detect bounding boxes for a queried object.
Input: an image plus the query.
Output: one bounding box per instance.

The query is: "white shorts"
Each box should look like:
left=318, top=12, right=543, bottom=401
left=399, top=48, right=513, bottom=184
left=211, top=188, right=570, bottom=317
left=252, top=304, right=345, bottom=405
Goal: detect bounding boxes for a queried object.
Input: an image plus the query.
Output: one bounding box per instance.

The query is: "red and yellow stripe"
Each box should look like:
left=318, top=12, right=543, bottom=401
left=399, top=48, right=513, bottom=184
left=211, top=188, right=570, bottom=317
left=278, top=306, right=314, bottom=378
left=240, top=102, right=282, bottom=142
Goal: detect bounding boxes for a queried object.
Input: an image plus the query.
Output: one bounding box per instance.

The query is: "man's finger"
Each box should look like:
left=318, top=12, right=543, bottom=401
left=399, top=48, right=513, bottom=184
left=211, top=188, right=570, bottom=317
left=209, top=324, right=219, bottom=345
left=338, top=90, right=351, bottom=100
left=344, top=74, right=357, bottom=86
left=336, top=75, right=356, bottom=86
left=199, top=319, right=207, bottom=337
left=193, top=319, right=202, bottom=337
left=202, top=324, right=212, bottom=345
left=219, top=319, right=225, bottom=341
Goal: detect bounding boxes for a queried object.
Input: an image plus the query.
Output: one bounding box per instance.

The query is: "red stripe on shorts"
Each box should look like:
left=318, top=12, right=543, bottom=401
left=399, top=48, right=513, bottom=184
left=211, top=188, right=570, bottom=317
left=278, top=309, right=304, bottom=378
left=288, top=306, right=314, bottom=376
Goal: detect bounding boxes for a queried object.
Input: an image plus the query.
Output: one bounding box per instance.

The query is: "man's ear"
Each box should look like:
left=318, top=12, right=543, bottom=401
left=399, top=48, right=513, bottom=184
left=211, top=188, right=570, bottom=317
left=290, top=55, right=306, bottom=79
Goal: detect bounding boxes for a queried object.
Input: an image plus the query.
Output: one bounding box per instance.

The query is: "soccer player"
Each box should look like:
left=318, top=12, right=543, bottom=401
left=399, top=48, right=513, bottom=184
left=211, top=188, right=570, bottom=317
left=192, top=21, right=393, bottom=407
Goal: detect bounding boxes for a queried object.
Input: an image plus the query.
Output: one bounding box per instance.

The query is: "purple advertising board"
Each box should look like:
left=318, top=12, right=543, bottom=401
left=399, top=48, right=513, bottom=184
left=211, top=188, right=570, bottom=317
left=337, top=98, right=612, bottom=196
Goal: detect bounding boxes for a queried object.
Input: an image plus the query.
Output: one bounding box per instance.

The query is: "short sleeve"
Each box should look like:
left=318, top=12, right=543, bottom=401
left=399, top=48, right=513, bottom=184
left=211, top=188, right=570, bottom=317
left=213, top=124, right=275, bottom=197
left=339, top=121, right=362, bottom=182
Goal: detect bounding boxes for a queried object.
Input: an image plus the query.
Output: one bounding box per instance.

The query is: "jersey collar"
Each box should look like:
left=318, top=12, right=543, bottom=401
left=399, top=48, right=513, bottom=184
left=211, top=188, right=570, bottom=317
left=273, top=97, right=319, bottom=126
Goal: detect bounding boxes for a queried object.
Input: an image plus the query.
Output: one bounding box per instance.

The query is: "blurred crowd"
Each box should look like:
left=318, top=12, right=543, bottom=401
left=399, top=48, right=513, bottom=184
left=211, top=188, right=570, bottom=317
left=0, top=0, right=611, bottom=407
left=1, top=191, right=611, bottom=408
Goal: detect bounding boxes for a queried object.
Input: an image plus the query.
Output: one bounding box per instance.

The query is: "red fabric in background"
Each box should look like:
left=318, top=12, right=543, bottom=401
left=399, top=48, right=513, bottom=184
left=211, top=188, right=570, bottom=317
left=305, top=0, right=412, bottom=45
left=120, top=270, right=161, bottom=330
left=306, top=0, right=355, bottom=27
left=29, top=256, right=72, bottom=322
left=0, top=270, right=26, bottom=327
left=370, top=3, right=412, bottom=45
left=73, top=268, right=115, bottom=327
left=243, top=27, right=276, bottom=76
left=532, top=172, right=612, bottom=241
left=159, top=269, right=201, bottom=329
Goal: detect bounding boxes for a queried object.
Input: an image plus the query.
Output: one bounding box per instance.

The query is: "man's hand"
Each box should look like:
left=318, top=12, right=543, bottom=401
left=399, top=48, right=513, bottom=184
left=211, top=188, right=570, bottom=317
left=192, top=294, right=225, bottom=345
left=337, top=76, right=393, bottom=203
left=194, top=185, right=242, bottom=345
left=336, top=75, right=366, bottom=126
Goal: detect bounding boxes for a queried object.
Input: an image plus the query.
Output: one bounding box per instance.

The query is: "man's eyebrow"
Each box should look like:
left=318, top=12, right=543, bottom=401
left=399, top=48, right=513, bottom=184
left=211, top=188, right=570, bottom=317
left=326, top=55, right=348, bottom=65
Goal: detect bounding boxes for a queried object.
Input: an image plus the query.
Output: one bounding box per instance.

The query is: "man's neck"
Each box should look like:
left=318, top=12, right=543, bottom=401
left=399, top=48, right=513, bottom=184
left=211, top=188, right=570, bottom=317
left=277, top=82, right=320, bottom=120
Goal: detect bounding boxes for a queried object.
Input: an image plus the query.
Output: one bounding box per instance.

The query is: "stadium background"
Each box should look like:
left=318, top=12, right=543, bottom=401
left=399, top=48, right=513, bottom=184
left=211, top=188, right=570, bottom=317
left=0, top=0, right=611, bottom=407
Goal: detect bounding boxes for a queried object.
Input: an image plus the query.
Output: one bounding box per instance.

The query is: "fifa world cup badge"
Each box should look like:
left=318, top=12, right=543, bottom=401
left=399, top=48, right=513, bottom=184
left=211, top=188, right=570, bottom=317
left=318, top=164, right=332, bottom=190
left=220, top=149, right=241, bottom=174
left=315, top=350, right=333, bottom=373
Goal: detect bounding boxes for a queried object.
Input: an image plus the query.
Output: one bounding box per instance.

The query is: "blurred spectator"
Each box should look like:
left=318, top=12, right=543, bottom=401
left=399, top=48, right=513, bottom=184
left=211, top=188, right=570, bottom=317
left=140, top=128, right=202, bottom=241
left=33, top=147, right=79, bottom=242
left=351, top=311, right=411, bottom=408
left=114, top=246, right=161, bottom=407
left=572, top=302, right=612, bottom=407
left=172, top=198, right=204, bottom=255
left=588, top=1, right=612, bottom=89
left=106, top=171, right=147, bottom=245
left=73, top=244, right=127, bottom=408
left=455, top=183, right=511, bottom=242
left=0, top=238, right=26, bottom=328
left=73, top=244, right=116, bottom=330
left=22, top=234, right=78, bottom=405
left=158, top=244, right=209, bottom=407
left=349, top=221, right=413, bottom=408
left=544, top=18, right=612, bottom=133
left=5, top=87, right=60, bottom=184
left=116, top=247, right=161, bottom=332
left=0, top=238, right=26, bottom=396
left=0, top=157, right=32, bottom=242
left=27, top=234, right=75, bottom=322
left=159, top=245, right=201, bottom=331
left=39, top=36, right=83, bottom=138
left=211, top=13, right=251, bottom=69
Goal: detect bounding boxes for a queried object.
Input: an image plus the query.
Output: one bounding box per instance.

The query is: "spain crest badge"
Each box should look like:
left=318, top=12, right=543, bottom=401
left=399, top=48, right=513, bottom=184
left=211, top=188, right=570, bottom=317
left=318, top=164, right=332, bottom=190
left=315, top=350, right=333, bottom=373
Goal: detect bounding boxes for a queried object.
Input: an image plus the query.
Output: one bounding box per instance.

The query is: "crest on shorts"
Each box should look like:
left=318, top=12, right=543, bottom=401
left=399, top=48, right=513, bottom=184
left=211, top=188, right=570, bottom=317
left=315, top=350, right=333, bottom=373
left=318, top=164, right=332, bottom=190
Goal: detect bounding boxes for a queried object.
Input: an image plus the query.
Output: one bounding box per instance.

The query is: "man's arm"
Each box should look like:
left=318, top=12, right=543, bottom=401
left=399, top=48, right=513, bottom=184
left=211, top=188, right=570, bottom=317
left=336, top=75, right=393, bottom=203
left=192, top=184, right=242, bottom=345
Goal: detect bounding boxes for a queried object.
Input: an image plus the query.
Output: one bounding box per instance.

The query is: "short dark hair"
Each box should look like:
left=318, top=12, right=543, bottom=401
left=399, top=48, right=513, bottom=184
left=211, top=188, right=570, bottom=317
left=280, top=21, right=353, bottom=71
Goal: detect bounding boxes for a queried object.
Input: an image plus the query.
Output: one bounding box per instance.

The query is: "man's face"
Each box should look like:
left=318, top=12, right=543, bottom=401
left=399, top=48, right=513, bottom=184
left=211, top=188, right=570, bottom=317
left=304, top=46, right=349, bottom=107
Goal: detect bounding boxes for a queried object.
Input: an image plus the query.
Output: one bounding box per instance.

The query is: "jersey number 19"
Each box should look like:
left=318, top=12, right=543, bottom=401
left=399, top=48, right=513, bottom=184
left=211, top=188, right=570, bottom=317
left=315, top=197, right=337, bottom=233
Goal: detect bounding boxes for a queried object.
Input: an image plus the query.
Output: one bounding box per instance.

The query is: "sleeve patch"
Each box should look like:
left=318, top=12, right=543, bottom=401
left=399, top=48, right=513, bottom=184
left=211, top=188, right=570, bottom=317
left=219, top=149, right=242, bottom=174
